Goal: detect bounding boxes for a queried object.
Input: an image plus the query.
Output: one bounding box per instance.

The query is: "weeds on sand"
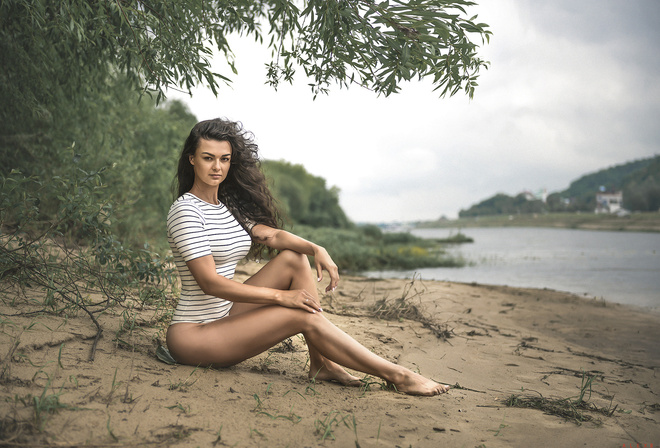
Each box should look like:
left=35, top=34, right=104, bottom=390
left=15, top=375, right=77, bottom=431
left=358, top=375, right=394, bottom=396
left=104, top=367, right=123, bottom=405
left=252, top=384, right=302, bottom=424
left=168, top=366, right=199, bottom=392
left=252, top=393, right=264, bottom=410
left=269, top=337, right=297, bottom=353
left=305, top=371, right=320, bottom=396
left=371, top=275, right=454, bottom=341
left=488, top=414, right=508, bottom=436
left=314, top=410, right=360, bottom=445
left=257, top=407, right=302, bottom=424
left=0, top=318, right=31, bottom=382
left=106, top=416, right=119, bottom=442
left=250, top=427, right=266, bottom=440
left=166, top=402, right=190, bottom=414
left=212, top=425, right=224, bottom=446
left=283, top=388, right=306, bottom=400
left=505, top=371, right=617, bottom=425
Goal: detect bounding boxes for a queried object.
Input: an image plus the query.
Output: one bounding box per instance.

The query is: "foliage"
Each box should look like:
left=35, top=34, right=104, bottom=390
left=0, top=169, right=175, bottom=361
left=1, top=0, right=490, bottom=252
left=1, top=80, right=198, bottom=252
left=262, top=160, right=351, bottom=229
left=622, top=156, right=660, bottom=212
left=269, top=0, right=491, bottom=98
left=1, top=0, right=490, bottom=124
left=459, top=193, right=545, bottom=217
left=291, top=224, right=463, bottom=272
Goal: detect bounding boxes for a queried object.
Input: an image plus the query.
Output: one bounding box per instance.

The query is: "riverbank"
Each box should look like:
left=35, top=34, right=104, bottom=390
left=1, top=261, right=658, bottom=447
left=418, top=211, right=660, bottom=232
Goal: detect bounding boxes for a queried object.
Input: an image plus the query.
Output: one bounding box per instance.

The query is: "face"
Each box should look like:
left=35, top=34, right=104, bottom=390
left=189, top=139, right=232, bottom=188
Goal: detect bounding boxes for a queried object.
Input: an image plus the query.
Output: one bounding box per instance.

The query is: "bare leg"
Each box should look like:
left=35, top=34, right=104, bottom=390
left=166, top=251, right=449, bottom=396
left=231, top=251, right=361, bottom=386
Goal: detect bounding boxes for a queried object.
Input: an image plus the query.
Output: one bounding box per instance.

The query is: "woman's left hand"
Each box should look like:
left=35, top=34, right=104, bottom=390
left=314, top=246, right=339, bottom=292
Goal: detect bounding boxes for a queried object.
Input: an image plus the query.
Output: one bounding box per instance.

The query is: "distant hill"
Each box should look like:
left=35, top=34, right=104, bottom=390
left=459, top=155, right=660, bottom=217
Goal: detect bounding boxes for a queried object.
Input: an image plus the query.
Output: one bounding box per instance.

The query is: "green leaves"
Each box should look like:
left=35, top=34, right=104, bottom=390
left=269, top=0, right=491, bottom=98
left=1, top=0, right=490, bottom=123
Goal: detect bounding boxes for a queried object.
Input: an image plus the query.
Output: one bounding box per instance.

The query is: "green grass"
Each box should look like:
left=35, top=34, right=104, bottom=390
left=314, top=410, right=360, bottom=444
left=16, top=375, right=77, bottom=431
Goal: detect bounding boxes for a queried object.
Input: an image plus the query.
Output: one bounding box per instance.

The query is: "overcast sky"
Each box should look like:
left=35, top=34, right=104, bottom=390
left=169, top=0, right=660, bottom=223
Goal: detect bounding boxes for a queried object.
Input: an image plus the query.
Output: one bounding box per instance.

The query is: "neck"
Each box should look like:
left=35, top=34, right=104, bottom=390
left=188, top=185, right=219, bottom=205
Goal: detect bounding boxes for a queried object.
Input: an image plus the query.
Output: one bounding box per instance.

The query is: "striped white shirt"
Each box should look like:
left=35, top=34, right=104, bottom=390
left=166, top=193, right=253, bottom=324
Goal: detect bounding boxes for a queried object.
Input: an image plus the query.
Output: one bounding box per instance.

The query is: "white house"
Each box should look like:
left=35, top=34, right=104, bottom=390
left=595, top=191, right=623, bottom=214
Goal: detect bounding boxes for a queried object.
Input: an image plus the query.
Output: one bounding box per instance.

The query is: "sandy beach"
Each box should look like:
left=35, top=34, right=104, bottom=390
left=1, top=261, right=658, bottom=447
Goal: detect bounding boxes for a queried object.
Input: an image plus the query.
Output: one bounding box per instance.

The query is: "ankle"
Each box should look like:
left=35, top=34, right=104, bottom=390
left=384, top=366, right=409, bottom=386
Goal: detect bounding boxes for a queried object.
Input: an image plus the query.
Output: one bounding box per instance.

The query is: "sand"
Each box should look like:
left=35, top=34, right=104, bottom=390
left=1, top=261, right=658, bottom=447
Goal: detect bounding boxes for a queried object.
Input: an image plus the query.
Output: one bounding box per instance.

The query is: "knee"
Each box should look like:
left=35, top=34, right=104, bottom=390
left=298, top=309, right=328, bottom=334
left=277, top=249, right=308, bottom=270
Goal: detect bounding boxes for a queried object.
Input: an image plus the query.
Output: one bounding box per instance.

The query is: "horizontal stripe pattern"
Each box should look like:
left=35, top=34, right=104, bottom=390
left=167, top=193, right=252, bottom=324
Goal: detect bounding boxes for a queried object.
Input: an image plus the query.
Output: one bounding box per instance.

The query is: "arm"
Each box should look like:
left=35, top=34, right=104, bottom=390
left=169, top=199, right=320, bottom=313
left=251, top=224, right=339, bottom=292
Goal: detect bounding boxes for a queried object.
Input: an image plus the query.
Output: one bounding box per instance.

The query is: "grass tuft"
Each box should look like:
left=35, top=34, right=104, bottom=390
left=314, top=410, right=360, bottom=445
left=505, top=372, right=616, bottom=425
left=370, top=275, right=454, bottom=341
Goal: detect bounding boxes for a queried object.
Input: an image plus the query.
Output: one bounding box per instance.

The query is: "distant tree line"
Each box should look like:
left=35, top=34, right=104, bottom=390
left=459, top=155, right=660, bottom=217
left=262, top=161, right=351, bottom=229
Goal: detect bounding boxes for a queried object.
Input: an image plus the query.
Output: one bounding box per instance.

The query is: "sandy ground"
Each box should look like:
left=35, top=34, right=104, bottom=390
left=1, top=261, right=658, bottom=447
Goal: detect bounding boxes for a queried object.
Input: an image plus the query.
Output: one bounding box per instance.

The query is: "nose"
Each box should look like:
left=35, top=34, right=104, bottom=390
left=212, top=160, right=221, bottom=171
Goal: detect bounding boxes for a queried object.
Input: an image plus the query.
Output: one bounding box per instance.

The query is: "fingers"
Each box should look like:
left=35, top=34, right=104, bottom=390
left=315, top=262, right=323, bottom=283
left=324, top=265, right=340, bottom=293
left=300, top=290, right=322, bottom=313
left=316, top=261, right=339, bottom=293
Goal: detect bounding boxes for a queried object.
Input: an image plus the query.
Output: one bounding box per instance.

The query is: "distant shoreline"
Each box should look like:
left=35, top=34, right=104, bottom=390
left=416, top=211, right=660, bottom=233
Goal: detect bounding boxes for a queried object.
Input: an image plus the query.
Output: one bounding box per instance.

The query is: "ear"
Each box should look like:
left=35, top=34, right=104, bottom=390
left=188, top=154, right=194, bottom=165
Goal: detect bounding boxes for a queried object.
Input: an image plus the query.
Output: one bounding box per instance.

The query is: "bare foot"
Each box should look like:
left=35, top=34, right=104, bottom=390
left=309, top=362, right=362, bottom=387
left=391, top=371, right=450, bottom=396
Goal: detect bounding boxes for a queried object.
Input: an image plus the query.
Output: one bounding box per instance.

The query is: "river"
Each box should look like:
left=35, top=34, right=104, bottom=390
left=365, top=227, right=660, bottom=310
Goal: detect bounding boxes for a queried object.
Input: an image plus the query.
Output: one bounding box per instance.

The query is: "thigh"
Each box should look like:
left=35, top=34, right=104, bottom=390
left=243, top=250, right=312, bottom=290
left=230, top=252, right=312, bottom=316
left=167, top=305, right=318, bottom=367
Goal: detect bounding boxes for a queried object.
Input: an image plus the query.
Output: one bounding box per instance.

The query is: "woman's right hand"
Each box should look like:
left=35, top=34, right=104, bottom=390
left=277, top=289, right=323, bottom=313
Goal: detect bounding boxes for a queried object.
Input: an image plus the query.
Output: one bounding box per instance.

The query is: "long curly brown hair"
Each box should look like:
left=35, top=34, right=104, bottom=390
left=173, top=118, right=283, bottom=258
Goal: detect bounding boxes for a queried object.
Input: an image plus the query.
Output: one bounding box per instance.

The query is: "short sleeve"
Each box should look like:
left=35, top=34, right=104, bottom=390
left=167, top=200, right=212, bottom=262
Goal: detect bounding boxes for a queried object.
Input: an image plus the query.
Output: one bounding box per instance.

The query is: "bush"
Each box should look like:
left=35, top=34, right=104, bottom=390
left=0, top=169, right=175, bottom=360
left=290, top=225, right=463, bottom=273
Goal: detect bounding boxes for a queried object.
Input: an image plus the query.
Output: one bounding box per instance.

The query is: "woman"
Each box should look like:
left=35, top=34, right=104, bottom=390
left=166, top=118, right=449, bottom=396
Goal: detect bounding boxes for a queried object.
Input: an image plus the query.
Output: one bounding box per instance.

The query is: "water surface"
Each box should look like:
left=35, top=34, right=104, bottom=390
left=365, top=227, right=660, bottom=309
